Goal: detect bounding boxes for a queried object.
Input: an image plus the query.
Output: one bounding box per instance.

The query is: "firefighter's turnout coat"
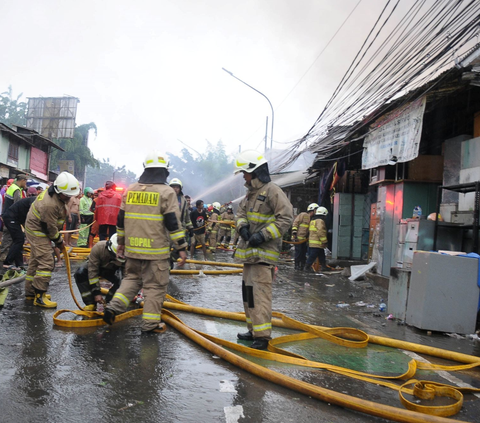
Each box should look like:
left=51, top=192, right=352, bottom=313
left=292, top=212, right=310, bottom=240
left=235, top=178, right=293, bottom=265
left=24, top=188, right=67, bottom=293
left=308, top=216, right=328, bottom=249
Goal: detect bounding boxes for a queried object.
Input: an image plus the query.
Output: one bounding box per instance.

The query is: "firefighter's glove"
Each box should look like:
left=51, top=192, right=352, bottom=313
left=239, top=226, right=251, bottom=242
left=292, top=231, right=298, bottom=241
left=248, top=231, right=265, bottom=247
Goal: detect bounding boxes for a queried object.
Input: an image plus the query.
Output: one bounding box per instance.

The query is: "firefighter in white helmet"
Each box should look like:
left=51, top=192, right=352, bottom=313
left=24, top=171, right=80, bottom=308
left=234, top=150, right=293, bottom=350
left=206, top=201, right=221, bottom=252
left=305, top=206, right=329, bottom=272
left=103, top=152, right=187, bottom=333
left=291, top=202, right=318, bottom=270
left=73, top=233, right=125, bottom=311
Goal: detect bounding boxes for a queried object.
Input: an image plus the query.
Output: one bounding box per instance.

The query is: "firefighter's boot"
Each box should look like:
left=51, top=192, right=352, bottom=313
left=33, top=290, right=57, bottom=308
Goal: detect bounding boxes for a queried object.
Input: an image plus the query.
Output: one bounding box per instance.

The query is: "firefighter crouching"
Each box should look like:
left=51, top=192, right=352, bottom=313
left=74, top=233, right=125, bottom=311
left=103, top=151, right=187, bottom=333
left=25, top=172, right=80, bottom=307
left=234, top=150, right=293, bottom=350
left=291, top=202, right=318, bottom=270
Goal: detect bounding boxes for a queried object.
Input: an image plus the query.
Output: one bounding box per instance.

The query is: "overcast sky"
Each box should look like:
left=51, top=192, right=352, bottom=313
left=1, top=0, right=413, bottom=176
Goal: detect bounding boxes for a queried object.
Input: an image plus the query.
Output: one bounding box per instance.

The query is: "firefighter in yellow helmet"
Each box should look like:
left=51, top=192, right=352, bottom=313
left=291, top=203, right=318, bottom=270
left=103, top=152, right=187, bottom=333
left=305, top=206, right=329, bottom=273
left=234, top=150, right=293, bottom=350
left=25, top=171, right=80, bottom=307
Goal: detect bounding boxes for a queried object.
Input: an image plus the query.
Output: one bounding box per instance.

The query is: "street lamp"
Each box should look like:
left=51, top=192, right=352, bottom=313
left=222, top=67, right=274, bottom=150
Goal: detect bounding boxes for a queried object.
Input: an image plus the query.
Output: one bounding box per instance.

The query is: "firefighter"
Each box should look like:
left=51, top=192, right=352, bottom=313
left=207, top=201, right=221, bottom=252
left=234, top=150, right=293, bottom=350
left=103, top=151, right=187, bottom=333
left=291, top=203, right=318, bottom=270
left=74, top=233, right=125, bottom=311
left=92, top=180, right=122, bottom=240
left=78, top=187, right=94, bottom=247
left=2, top=187, right=38, bottom=270
left=169, top=178, right=194, bottom=237
left=218, top=204, right=235, bottom=247
left=0, top=174, right=28, bottom=263
left=169, top=178, right=194, bottom=264
left=190, top=199, right=209, bottom=261
left=305, top=207, right=329, bottom=273
left=24, top=171, right=80, bottom=307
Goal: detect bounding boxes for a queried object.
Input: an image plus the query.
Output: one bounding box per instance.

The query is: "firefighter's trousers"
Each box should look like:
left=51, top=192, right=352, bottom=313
left=217, top=227, right=231, bottom=245
left=242, top=262, right=275, bottom=339
left=108, top=258, right=170, bottom=331
left=25, top=232, right=54, bottom=294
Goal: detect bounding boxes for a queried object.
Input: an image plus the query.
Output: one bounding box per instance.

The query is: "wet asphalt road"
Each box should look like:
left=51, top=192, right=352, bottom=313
left=1, top=249, right=480, bottom=423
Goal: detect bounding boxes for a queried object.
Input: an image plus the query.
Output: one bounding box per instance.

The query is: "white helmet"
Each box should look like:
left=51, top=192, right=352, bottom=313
left=316, top=206, right=328, bottom=216
left=54, top=172, right=80, bottom=196
left=144, top=151, right=169, bottom=169
left=107, top=234, right=125, bottom=262
left=233, top=149, right=268, bottom=174
left=169, top=178, right=183, bottom=189
left=307, top=203, right=319, bottom=212
left=213, top=202, right=221, bottom=210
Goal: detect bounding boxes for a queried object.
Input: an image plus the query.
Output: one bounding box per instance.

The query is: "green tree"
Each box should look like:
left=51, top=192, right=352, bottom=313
left=49, top=123, right=99, bottom=180
left=168, top=140, right=244, bottom=204
left=0, top=86, right=27, bottom=126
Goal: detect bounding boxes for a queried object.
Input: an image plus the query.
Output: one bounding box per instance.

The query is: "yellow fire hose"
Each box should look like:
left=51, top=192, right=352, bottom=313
left=180, top=259, right=243, bottom=268
left=53, top=248, right=480, bottom=420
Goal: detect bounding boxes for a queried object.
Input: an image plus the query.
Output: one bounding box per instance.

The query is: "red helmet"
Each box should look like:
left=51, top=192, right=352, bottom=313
left=7, top=179, right=14, bottom=186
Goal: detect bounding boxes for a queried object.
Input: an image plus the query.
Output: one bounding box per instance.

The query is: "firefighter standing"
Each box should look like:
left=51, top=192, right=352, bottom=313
left=291, top=203, right=318, bottom=270
left=25, top=171, right=80, bottom=307
left=169, top=178, right=194, bottom=237
left=234, top=150, right=293, bottom=350
left=207, top=202, right=221, bottom=252
left=305, top=207, right=329, bottom=273
left=2, top=187, right=38, bottom=270
left=93, top=180, right=122, bottom=240
left=74, top=233, right=124, bottom=311
left=218, top=204, right=235, bottom=247
left=78, top=187, right=94, bottom=247
left=103, top=152, right=187, bottom=333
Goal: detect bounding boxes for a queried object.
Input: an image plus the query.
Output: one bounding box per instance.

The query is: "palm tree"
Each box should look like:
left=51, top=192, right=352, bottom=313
left=50, top=123, right=99, bottom=181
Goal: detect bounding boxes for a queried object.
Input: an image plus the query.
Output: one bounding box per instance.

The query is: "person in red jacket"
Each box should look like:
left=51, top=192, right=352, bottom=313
left=92, top=181, right=122, bottom=240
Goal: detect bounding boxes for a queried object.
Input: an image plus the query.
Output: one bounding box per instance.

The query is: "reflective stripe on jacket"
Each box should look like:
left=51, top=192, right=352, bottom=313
left=235, top=178, right=293, bottom=265
left=25, top=189, right=66, bottom=242
left=308, top=217, right=328, bottom=248
left=117, top=182, right=187, bottom=260
left=292, top=212, right=310, bottom=240
left=219, top=211, right=235, bottom=230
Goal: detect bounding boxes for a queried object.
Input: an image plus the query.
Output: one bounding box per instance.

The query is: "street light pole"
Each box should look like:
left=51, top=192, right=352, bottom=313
left=222, top=67, right=274, bottom=150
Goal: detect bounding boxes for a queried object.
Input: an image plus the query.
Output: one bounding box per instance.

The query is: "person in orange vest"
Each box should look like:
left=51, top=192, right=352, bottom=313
left=92, top=181, right=122, bottom=240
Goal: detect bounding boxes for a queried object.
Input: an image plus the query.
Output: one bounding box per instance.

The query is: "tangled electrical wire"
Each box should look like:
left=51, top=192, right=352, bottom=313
left=278, top=0, right=480, bottom=171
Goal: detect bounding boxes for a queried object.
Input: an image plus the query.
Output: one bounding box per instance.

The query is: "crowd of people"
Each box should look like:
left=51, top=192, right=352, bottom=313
left=0, top=148, right=332, bottom=350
